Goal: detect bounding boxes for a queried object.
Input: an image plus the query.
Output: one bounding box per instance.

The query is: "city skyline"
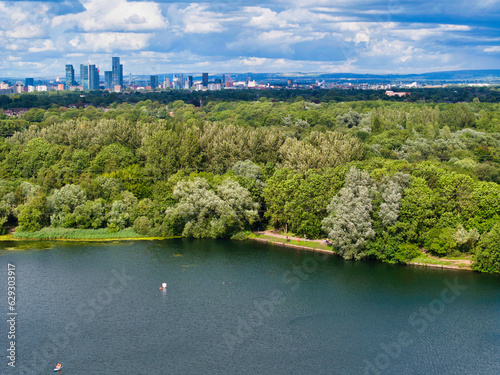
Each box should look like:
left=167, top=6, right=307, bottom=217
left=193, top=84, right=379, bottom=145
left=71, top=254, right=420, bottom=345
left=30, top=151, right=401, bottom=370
left=0, top=0, right=499, bottom=77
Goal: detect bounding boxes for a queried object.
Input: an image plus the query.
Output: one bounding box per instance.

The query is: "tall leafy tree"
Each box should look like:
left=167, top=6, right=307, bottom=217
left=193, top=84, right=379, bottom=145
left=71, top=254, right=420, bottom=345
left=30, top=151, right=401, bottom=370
left=165, top=178, right=258, bottom=238
left=472, top=223, right=500, bottom=273
left=322, top=167, right=375, bottom=259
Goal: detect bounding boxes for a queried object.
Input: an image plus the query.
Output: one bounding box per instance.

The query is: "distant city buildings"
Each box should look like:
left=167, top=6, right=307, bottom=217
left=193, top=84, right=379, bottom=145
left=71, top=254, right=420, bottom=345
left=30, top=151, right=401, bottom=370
left=385, top=91, right=411, bottom=97
left=1, top=58, right=492, bottom=95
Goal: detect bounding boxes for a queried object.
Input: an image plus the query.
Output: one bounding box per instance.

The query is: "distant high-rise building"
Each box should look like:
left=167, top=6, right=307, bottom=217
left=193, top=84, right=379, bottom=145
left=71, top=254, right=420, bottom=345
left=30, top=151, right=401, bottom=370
left=14, top=83, right=24, bottom=94
left=112, top=57, right=123, bottom=87
left=105, top=71, right=112, bottom=90
left=172, top=75, right=181, bottom=90
left=88, top=64, right=99, bottom=90
left=202, top=73, right=208, bottom=87
left=80, top=64, right=89, bottom=90
left=129, top=73, right=133, bottom=86
left=188, top=76, right=193, bottom=89
left=65, top=64, right=75, bottom=89
left=150, top=75, right=158, bottom=89
left=25, top=78, right=34, bottom=87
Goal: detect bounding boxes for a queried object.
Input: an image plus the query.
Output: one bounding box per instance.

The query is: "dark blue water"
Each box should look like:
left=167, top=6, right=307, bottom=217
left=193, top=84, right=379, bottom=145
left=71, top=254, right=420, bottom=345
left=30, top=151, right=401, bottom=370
left=0, top=239, right=499, bottom=375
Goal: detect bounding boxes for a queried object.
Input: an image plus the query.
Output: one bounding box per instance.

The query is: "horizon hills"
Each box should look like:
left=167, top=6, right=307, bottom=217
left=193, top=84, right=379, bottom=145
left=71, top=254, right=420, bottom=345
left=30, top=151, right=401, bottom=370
left=1, top=69, right=500, bottom=84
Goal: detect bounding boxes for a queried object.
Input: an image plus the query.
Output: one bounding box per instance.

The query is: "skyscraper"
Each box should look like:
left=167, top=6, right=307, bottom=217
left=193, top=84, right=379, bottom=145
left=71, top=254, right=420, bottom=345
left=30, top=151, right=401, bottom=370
left=25, top=78, right=34, bottom=87
left=172, top=75, right=181, bottom=90
left=112, top=57, right=123, bottom=87
left=65, top=64, right=75, bottom=89
left=80, top=64, right=89, bottom=90
left=202, top=73, right=208, bottom=87
left=150, top=75, right=158, bottom=89
left=88, top=64, right=99, bottom=90
left=105, top=71, right=112, bottom=90
left=188, top=76, right=193, bottom=89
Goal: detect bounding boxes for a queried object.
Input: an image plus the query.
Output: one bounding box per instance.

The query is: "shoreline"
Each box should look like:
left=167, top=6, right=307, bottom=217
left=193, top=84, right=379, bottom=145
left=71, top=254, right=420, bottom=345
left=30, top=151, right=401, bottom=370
left=248, top=233, right=473, bottom=272
left=0, top=233, right=175, bottom=242
left=2, top=230, right=474, bottom=272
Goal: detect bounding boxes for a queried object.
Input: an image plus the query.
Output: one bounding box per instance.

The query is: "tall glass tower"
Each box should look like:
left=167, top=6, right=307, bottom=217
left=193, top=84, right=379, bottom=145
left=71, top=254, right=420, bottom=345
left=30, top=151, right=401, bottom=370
left=80, top=64, right=89, bottom=90
left=105, top=71, right=112, bottom=90
left=65, top=64, right=75, bottom=89
left=112, top=57, right=123, bottom=87
left=150, top=75, right=158, bottom=89
left=88, top=65, right=99, bottom=90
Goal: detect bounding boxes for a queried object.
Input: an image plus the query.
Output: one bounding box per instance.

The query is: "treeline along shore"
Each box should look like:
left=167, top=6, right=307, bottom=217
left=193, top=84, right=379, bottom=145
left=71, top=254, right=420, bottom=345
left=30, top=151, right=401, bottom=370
left=1, top=89, right=500, bottom=274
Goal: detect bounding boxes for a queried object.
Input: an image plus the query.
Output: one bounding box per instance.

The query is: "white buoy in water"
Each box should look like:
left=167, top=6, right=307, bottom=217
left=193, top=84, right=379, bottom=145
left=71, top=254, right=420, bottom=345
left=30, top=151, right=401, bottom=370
left=162, top=283, right=167, bottom=289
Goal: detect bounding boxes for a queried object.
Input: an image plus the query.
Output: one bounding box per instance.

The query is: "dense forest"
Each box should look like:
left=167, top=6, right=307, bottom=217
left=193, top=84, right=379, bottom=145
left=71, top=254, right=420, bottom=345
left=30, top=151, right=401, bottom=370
left=1, top=86, right=500, bottom=112
left=1, top=90, right=500, bottom=274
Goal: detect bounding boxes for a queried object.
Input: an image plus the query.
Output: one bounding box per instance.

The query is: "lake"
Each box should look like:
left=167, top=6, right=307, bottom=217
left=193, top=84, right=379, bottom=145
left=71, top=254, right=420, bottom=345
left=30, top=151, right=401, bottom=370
left=1, top=239, right=499, bottom=375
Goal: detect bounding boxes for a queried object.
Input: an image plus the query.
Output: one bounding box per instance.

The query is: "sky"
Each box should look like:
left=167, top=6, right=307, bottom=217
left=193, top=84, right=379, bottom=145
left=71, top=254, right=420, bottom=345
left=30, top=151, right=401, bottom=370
left=0, top=0, right=499, bottom=78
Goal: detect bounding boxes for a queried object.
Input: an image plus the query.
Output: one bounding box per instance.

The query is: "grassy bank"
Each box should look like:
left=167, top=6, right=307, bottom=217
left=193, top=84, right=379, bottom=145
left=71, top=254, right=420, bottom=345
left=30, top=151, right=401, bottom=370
left=248, top=232, right=334, bottom=252
left=409, top=254, right=472, bottom=269
left=249, top=232, right=473, bottom=271
left=10, top=228, right=169, bottom=241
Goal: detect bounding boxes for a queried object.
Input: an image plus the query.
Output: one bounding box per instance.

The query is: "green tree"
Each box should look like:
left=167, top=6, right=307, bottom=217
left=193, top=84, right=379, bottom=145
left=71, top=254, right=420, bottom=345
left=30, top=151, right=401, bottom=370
left=472, top=223, right=500, bottom=273
left=322, top=167, right=375, bottom=259
left=90, top=143, right=136, bottom=173
left=17, top=205, right=42, bottom=232
left=264, top=168, right=345, bottom=237
left=49, top=184, right=87, bottom=227
left=165, top=177, right=258, bottom=238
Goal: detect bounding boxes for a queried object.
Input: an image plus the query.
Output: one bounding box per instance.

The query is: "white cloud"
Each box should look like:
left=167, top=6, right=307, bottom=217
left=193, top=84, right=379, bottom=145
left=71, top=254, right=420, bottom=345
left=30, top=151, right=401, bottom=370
left=0, top=2, right=51, bottom=39
left=245, top=7, right=290, bottom=29
left=236, top=57, right=303, bottom=71
left=240, top=57, right=269, bottom=66
left=364, top=39, right=416, bottom=57
left=69, top=33, right=151, bottom=52
left=28, top=39, right=57, bottom=53
left=320, top=58, right=358, bottom=73
left=0, top=0, right=498, bottom=77
left=4, top=25, right=45, bottom=39
left=178, top=4, right=225, bottom=34
left=52, top=0, right=167, bottom=32
left=228, top=28, right=328, bottom=53
left=440, top=24, right=471, bottom=31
